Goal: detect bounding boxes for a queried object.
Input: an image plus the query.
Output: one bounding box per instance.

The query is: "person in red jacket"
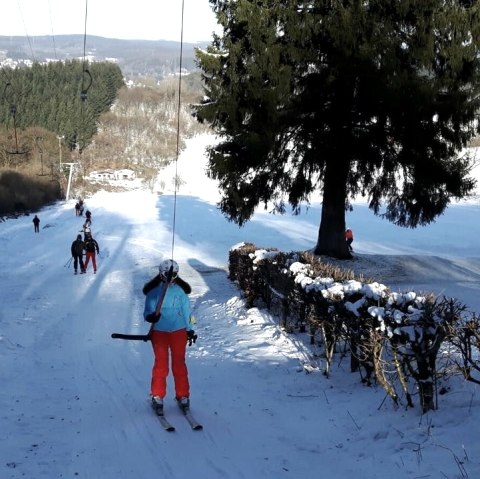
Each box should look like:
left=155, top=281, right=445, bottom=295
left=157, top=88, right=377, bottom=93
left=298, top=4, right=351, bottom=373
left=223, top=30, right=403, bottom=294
left=345, top=228, right=354, bottom=252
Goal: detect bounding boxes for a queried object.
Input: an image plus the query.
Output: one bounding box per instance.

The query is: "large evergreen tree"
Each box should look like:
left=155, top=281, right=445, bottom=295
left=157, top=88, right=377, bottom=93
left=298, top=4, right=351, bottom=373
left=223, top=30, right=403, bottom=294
left=195, top=0, right=480, bottom=259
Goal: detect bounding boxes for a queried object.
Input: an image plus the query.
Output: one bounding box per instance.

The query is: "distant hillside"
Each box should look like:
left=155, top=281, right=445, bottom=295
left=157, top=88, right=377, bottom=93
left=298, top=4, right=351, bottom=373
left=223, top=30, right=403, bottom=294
left=0, top=34, right=208, bottom=80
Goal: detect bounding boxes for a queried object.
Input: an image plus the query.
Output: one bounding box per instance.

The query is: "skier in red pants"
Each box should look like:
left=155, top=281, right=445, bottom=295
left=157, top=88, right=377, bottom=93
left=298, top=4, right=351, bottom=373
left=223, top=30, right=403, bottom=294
left=143, top=259, right=196, bottom=413
left=83, top=232, right=99, bottom=273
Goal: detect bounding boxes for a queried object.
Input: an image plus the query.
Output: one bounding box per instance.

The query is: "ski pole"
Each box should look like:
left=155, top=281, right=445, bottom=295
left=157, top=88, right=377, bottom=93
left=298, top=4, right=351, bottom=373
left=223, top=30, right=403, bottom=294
left=64, top=257, right=73, bottom=268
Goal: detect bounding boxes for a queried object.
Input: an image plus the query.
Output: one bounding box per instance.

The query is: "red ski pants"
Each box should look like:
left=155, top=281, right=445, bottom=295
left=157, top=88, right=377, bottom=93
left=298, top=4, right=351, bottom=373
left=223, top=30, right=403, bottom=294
left=150, top=329, right=189, bottom=399
left=84, top=252, right=97, bottom=271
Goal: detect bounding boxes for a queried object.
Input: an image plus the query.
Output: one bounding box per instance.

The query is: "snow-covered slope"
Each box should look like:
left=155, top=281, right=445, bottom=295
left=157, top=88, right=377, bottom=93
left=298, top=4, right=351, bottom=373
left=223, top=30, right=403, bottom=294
left=1, top=134, right=479, bottom=479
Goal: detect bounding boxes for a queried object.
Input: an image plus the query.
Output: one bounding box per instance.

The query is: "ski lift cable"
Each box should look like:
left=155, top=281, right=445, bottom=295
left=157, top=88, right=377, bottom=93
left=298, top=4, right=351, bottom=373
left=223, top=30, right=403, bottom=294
left=170, top=0, right=185, bottom=263
left=81, top=0, right=92, bottom=100
left=47, top=0, right=58, bottom=59
left=15, top=0, right=37, bottom=62
left=78, top=0, right=91, bottom=153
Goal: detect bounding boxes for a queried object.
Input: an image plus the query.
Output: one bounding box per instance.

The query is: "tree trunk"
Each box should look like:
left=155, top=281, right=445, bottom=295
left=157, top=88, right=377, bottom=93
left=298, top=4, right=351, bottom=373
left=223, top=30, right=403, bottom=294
left=313, top=156, right=352, bottom=259
left=416, top=352, right=438, bottom=413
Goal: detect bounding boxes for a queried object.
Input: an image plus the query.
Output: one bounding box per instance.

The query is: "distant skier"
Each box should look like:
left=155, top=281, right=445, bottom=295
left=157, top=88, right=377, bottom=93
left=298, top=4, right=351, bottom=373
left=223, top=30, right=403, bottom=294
left=83, top=232, right=99, bottom=273
left=82, top=225, right=92, bottom=239
left=32, top=215, right=40, bottom=233
left=71, top=234, right=85, bottom=274
left=78, top=199, right=84, bottom=217
left=345, top=228, right=354, bottom=252
left=144, top=259, right=196, bottom=414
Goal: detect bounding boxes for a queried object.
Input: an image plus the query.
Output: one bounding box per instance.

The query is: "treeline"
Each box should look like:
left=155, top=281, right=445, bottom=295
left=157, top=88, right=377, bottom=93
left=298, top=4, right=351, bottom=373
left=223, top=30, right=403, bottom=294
left=0, top=170, right=61, bottom=217
left=0, top=59, right=124, bottom=153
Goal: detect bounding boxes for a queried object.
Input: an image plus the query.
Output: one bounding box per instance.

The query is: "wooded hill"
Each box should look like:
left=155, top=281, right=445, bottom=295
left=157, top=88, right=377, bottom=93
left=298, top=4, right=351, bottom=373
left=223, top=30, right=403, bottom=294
left=0, top=35, right=203, bottom=81
left=0, top=59, right=124, bottom=214
left=0, top=55, right=210, bottom=216
left=0, top=59, right=124, bottom=154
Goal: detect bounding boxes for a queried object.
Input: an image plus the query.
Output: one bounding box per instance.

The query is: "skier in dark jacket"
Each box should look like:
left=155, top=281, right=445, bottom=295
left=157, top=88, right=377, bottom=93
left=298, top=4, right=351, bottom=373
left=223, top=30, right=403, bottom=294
left=32, top=215, right=40, bottom=233
left=83, top=232, right=100, bottom=273
left=71, top=234, right=85, bottom=274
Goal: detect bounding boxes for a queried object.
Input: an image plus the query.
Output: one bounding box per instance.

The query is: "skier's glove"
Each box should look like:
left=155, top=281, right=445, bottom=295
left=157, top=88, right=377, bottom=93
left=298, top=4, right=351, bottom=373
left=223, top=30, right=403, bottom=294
left=146, top=312, right=160, bottom=324
left=187, top=329, right=197, bottom=346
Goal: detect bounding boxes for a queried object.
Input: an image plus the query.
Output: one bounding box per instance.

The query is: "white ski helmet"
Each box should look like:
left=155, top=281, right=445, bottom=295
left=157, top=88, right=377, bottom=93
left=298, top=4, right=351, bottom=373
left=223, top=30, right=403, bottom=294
left=159, top=259, right=179, bottom=277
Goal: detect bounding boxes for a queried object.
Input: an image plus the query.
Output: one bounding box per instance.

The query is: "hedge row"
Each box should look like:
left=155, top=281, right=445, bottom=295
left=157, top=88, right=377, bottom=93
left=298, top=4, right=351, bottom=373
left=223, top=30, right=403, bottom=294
left=229, top=242, right=480, bottom=413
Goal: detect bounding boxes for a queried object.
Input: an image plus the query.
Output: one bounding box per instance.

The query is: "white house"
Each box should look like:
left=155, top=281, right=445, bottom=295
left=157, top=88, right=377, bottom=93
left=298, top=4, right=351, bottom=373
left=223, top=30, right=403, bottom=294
left=114, top=169, right=136, bottom=180
left=89, top=170, right=116, bottom=180
left=88, top=169, right=136, bottom=181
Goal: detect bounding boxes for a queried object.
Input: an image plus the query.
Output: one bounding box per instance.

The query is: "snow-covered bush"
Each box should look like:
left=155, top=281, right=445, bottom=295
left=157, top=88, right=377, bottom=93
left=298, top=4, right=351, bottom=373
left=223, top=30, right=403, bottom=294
left=229, top=243, right=473, bottom=413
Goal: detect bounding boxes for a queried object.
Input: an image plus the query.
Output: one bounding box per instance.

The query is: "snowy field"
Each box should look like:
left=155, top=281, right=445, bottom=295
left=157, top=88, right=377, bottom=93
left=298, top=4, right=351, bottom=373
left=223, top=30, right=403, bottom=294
left=1, top=134, right=479, bottom=479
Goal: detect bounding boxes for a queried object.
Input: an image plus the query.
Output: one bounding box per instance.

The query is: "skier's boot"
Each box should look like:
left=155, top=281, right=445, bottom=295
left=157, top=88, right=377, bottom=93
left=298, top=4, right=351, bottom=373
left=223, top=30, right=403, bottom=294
left=151, top=396, right=164, bottom=415
left=177, top=396, right=190, bottom=412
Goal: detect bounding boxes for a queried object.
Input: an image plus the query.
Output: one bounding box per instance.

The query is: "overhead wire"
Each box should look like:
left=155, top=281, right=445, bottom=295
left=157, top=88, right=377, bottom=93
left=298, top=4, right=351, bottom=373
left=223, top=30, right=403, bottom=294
left=47, top=0, right=58, bottom=59
left=169, top=0, right=185, bottom=262
left=15, top=0, right=37, bottom=62
left=79, top=0, right=91, bottom=153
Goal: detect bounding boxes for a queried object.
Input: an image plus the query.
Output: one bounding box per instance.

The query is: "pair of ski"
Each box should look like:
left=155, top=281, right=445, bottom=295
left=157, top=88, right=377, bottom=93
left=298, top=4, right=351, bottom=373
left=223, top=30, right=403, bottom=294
left=153, top=402, right=203, bottom=432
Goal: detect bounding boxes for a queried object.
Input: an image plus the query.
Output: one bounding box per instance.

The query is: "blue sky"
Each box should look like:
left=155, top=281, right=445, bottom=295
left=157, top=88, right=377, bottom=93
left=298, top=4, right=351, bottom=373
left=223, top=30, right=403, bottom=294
left=0, top=0, right=220, bottom=42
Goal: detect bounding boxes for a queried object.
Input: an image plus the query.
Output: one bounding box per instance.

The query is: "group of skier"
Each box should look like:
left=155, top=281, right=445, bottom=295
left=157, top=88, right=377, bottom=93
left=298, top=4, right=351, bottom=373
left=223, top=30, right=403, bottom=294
left=70, top=206, right=100, bottom=274
left=74, top=199, right=85, bottom=217
left=69, top=200, right=197, bottom=422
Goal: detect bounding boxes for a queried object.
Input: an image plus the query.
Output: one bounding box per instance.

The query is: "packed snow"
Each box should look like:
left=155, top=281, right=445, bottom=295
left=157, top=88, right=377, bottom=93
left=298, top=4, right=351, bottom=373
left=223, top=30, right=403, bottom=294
left=1, top=133, right=480, bottom=478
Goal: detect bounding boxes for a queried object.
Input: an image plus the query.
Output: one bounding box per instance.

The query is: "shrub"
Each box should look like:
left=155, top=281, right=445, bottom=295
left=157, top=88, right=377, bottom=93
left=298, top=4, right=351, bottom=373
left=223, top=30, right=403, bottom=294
left=229, top=242, right=477, bottom=413
left=0, top=169, right=62, bottom=216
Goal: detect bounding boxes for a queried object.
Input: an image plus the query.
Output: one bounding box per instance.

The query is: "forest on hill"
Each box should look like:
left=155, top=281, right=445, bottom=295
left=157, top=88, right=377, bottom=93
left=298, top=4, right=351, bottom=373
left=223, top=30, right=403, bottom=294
left=0, top=56, right=209, bottom=216
left=0, top=59, right=124, bottom=215
left=0, top=59, right=124, bottom=155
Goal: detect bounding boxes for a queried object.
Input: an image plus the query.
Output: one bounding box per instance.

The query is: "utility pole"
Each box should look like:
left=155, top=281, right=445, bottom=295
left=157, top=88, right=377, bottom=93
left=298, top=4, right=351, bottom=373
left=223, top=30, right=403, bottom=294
left=57, top=135, right=64, bottom=169
left=64, top=162, right=76, bottom=201
left=36, top=136, right=44, bottom=176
